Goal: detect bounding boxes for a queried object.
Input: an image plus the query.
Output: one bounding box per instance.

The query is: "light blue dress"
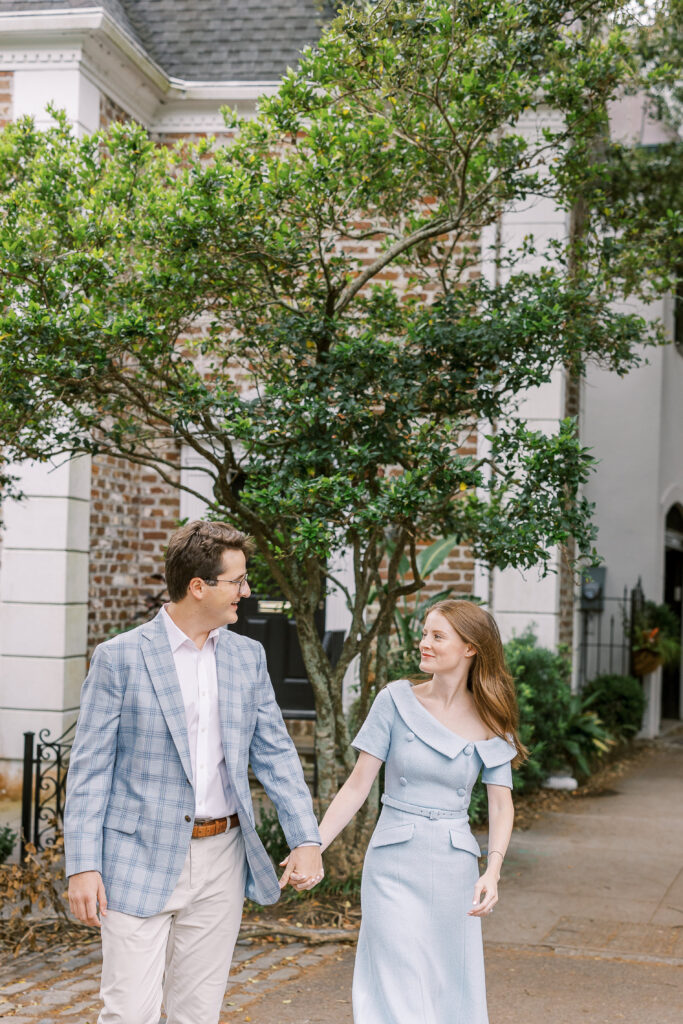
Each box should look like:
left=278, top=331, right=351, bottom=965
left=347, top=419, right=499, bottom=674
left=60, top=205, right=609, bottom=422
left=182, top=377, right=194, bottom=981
left=351, top=678, right=516, bottom=1024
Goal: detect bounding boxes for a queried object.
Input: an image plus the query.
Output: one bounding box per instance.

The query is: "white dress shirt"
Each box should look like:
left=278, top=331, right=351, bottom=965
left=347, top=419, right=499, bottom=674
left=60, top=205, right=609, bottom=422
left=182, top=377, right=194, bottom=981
left=161, top=606, right=237, bottom=819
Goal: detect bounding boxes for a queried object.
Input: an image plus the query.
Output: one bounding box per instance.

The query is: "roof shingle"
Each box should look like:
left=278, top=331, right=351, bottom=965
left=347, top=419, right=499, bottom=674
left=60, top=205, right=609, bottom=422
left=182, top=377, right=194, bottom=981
left=0, top=0, right=332, bottom=82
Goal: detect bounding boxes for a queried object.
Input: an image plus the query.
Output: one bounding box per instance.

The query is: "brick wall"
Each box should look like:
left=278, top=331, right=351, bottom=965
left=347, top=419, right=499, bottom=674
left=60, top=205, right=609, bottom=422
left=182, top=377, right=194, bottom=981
left=88, top=449, right=181, bottom=654
left=100, top=92, right=130, bottom=128
left=0, top=70, right=13, bottom=126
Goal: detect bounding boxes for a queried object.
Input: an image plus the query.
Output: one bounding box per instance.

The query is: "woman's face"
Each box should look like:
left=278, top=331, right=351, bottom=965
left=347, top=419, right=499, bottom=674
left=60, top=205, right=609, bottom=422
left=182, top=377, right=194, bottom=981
left=419, top=610, right=475, bottom=675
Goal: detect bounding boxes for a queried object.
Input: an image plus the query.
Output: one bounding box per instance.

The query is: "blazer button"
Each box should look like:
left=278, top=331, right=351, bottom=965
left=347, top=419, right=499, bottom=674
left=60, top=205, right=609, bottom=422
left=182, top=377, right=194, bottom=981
left=457, top=787, right=466, bottom=797
left=185, top=815, right=192, bottom=822
left=399, top=776, right=408, bottom=786
left=406, top=732, right=415, bottom=742
left=464, top=744, right=474, bottom=756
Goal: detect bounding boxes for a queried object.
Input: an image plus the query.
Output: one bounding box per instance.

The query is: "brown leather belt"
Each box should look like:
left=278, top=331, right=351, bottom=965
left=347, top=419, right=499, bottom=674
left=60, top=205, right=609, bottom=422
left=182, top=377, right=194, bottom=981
left=192, top=813, right=239, bottom=839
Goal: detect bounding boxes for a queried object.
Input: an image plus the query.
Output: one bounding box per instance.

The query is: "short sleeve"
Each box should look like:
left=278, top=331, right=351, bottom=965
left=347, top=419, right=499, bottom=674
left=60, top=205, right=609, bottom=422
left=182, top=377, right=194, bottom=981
left=351, top=687, right=395, bottom=762
left=482, top=760, right=513, bottom=789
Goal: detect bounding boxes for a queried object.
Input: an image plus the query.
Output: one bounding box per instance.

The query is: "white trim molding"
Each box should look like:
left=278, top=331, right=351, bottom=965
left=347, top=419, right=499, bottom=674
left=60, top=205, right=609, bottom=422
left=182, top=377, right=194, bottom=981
left=0, top=7, right=277, bottom=132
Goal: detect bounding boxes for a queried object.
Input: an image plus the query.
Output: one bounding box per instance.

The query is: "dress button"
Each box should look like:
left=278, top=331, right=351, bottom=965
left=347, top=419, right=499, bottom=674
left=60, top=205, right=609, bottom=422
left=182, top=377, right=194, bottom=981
left=406, top=732, right=415, bottom=742
left=399, top=777, right=408, bottom=787
left=464, top=744, right=474, bottom=756
left=185, top=815, right=192, bottom=822
left=457, top=788, right=466, bottom=797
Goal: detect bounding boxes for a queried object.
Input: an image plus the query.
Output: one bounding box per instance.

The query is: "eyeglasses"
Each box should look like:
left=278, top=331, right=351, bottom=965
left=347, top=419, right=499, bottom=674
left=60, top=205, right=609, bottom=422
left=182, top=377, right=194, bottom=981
left=203, top=573, right=249, bottom=592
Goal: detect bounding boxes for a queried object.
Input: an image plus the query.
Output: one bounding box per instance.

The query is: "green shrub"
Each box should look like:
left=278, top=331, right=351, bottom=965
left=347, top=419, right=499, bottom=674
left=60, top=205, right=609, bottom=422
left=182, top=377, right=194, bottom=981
left=0, top=824, right=17, bottom=865
left=581, top=674, right=645, bottom=739
left=468, top=776, right=488, bottom=828
left=254, top=805, right=289, bottom=867
left=505, top=629, right=573, bottom=792
left=554, top=692, right=614, bottom=779
left=505, top=630, right=618, bottom=786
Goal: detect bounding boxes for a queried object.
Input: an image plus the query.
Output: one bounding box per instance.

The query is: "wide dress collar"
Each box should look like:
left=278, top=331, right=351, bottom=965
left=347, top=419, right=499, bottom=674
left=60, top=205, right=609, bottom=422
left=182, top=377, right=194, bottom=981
left=388, top=678, right=517, bottom=767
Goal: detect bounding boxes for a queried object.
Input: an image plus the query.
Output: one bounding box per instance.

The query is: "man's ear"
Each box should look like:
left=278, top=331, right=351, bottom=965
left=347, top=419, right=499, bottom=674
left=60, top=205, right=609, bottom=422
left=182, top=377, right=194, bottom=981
left=187, top=576, right=206, bottom=600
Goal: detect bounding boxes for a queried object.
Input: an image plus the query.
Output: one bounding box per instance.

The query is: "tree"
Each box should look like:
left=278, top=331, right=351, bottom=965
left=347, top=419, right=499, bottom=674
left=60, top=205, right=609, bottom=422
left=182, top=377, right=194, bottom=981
left=0, top=0, right=676, bottom=873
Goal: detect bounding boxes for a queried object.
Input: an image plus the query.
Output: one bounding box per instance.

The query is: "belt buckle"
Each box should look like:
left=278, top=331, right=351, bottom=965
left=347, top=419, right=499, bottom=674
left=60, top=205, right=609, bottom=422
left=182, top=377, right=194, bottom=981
left=428, top=809, right=439, bottom=820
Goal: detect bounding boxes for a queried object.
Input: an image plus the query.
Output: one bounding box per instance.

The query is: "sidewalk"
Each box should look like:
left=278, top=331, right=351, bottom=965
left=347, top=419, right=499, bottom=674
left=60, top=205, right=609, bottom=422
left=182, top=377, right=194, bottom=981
left=1, top=738, right=682, bottom=1022
left=238, top=736, right=683, bottom=1023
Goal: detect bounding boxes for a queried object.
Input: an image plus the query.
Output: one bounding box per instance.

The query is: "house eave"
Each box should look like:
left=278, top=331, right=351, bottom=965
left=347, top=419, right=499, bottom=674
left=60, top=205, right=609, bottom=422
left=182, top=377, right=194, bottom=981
left=0, top=8, right=278, bottom=131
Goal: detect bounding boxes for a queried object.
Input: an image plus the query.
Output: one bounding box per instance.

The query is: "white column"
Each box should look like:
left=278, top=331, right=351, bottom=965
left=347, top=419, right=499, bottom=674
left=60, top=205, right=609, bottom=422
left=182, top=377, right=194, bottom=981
left=639, top=668, right=663, bottom=739
left=0, top=457, right=90, bottom=792
left=479, top=166, right=568, bottom=649
left=0, top=52, right=102, bottom=794
left=325, top=547, right=357, bottom=709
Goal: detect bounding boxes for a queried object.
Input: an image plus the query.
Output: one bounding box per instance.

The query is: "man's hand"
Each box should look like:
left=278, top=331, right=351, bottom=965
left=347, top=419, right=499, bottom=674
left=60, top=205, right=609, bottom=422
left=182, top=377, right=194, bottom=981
left=279, top=846, right=324, bottom=891
left=68, top=870, right=107, bottom=927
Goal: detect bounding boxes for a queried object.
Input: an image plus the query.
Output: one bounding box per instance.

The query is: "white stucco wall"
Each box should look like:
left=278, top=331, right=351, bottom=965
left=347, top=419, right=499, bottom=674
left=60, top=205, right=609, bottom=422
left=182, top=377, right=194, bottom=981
left=581, top=293, right=683, bottom=733
left=479, top=114, right=569, bottom=650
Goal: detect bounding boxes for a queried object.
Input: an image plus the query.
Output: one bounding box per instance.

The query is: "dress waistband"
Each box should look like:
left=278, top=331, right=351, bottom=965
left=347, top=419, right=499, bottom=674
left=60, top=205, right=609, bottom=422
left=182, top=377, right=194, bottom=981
left=381, top=794, right=469, bottom=820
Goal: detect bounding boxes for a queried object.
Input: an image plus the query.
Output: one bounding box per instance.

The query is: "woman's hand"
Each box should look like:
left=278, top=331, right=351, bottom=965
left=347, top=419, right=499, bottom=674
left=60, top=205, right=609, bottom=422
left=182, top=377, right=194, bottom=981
left=278, top=847, right=324, bottom=891
left=468, top=868, right=499, bottom=917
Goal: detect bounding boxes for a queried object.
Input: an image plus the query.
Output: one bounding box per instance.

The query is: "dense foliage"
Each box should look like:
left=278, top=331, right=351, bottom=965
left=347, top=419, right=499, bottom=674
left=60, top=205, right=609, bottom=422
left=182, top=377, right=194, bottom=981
left=1, top=0, right=680, bottom=870
left=581, top=673, right=646, bottom=738
left=0, top=825, right=16, bottom=866
left=507, top=630, right=613, bottom=787
left=506, top=631, right=573, bottom=789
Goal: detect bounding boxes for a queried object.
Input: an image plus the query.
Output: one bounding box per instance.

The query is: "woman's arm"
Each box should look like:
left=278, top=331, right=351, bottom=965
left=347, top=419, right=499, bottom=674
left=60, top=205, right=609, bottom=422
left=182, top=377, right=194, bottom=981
left=318, top=751, right=384, bottom=852
left=469, top=783, right=514, bottom=917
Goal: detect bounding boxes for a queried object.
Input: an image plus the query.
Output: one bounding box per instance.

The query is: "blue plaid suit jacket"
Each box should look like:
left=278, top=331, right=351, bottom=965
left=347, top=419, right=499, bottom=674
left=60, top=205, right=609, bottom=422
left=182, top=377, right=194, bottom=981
left=64, top=611, right=320, bottom=917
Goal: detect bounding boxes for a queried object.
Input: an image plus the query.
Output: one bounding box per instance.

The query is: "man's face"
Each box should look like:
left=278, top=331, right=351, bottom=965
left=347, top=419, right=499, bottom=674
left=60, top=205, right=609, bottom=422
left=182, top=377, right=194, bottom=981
left=200, top=548, right=251, bottom=627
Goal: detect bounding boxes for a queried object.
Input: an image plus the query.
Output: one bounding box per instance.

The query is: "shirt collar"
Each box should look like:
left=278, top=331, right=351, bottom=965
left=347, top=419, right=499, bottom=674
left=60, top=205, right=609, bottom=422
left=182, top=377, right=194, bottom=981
left=161, top=605, right=221, bottom=653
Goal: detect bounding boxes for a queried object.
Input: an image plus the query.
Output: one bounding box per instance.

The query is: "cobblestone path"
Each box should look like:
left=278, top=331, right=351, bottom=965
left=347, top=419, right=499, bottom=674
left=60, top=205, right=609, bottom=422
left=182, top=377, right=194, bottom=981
left=0, top=935, right=350, bottom=1023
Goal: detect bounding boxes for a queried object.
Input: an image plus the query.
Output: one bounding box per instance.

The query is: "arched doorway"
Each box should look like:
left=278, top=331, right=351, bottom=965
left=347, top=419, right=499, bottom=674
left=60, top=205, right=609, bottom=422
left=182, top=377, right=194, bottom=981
left=662, top=505, right=683, bottom=720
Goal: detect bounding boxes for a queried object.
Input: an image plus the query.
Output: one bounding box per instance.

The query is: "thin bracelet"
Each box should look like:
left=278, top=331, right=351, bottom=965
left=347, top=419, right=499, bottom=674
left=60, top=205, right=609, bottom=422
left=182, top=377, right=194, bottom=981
left=487, top=849, right=505, bottom=860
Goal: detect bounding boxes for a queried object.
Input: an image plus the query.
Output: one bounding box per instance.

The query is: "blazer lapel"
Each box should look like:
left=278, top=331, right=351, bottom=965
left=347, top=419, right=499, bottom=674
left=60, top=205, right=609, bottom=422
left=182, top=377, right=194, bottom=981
left=141, top=612, right=193, bottom=785
left=215, top=629, right=242, bottom=778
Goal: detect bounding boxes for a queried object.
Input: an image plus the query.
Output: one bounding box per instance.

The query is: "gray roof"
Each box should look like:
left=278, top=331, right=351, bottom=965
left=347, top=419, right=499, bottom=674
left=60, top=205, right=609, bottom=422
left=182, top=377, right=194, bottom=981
left=0, top=1, right=332, bottom=81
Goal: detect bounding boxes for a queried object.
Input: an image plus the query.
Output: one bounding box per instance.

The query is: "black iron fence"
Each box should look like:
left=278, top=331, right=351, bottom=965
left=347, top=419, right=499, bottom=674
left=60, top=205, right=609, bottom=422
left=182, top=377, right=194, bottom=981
left=20, top=721, right=76, bottom=861
left=577, top=580, right=644, bottom=688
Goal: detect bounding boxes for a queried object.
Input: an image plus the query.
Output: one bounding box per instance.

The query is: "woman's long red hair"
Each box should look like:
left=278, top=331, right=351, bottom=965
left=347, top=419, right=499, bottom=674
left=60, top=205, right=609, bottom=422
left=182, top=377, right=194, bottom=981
left=425, top=599, right=528, bottom=766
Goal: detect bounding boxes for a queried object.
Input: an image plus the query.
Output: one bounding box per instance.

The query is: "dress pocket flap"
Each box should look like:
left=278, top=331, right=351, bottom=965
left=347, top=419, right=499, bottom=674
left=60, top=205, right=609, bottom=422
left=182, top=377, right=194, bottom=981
left=103, top=807, right=140, bottom=834
left=371, top=823, right=415, bottom=848
left=449, top=828, right=481, bottom=857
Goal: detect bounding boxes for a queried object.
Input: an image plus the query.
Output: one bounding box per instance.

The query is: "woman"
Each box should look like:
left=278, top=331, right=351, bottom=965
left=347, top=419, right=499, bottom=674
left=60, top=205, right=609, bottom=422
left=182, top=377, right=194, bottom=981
left=317, top=599, right=527, bottom=1024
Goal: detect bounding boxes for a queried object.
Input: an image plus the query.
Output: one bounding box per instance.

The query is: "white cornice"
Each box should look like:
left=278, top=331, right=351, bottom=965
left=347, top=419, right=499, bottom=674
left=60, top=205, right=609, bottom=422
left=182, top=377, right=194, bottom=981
left=0, top=8, right=275, bottom=130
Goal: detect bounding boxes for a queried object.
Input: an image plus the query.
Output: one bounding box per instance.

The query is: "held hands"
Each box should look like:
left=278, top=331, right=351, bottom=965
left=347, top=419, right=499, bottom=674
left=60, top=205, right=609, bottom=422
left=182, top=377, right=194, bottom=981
left=68, top=870, right=108, bottom=927
left=468, top=867, right=499, bottom=917
left=279, top=845, right=324, bottom=892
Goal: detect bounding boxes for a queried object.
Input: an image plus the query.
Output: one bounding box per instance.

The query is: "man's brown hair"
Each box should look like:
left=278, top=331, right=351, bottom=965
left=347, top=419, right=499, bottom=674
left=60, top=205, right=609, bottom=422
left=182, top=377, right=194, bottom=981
left=164, top=520, right=254, bottom=602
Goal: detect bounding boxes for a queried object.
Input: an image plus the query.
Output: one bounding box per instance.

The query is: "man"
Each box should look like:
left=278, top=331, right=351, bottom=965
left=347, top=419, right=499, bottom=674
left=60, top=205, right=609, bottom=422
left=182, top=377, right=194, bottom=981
left=64, top=520, right=323, bottom=1024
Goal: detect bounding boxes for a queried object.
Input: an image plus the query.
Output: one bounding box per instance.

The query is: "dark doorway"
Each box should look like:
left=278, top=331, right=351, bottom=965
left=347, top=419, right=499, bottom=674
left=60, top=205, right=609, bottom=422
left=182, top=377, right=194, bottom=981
left=662, top=505, right=683, bottom=720
left=230, top=596, right=324, bottom=716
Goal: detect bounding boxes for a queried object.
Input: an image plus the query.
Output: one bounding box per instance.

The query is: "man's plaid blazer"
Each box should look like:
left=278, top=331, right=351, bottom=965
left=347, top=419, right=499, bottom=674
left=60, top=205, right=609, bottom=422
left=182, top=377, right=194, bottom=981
left=64, top=611, right=321, bottom=917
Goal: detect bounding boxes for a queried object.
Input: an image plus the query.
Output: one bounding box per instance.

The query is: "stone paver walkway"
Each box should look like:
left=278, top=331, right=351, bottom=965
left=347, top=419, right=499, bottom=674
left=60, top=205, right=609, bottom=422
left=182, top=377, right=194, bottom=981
left=0, top=935, right=349, bottom=1022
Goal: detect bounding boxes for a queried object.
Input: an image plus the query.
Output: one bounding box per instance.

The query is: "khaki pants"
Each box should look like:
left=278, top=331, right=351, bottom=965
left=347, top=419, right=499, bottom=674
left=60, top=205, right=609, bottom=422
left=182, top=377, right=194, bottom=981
left=99, top=826, right=247, bottom=1024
